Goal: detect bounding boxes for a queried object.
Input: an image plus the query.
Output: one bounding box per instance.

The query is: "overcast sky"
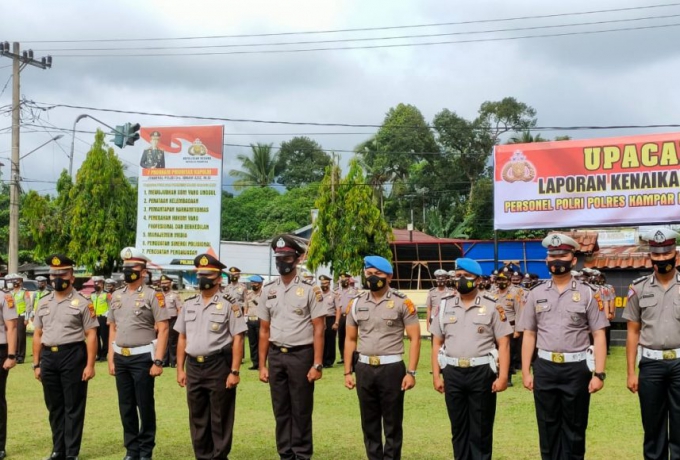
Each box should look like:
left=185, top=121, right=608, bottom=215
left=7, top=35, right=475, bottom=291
left=1, top=0, right=679, bottom=195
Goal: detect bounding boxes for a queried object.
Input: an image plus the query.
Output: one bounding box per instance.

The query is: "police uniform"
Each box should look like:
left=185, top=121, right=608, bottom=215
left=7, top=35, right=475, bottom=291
left=175, top=254, right=248, bottom=460
left=623, top=227, right=680, bottom=460
left=244, top=275, right=263, bottom=370
left=346, top=256, right=420, bottom=460
left=319, top=275, right=338, bottom=367
left=224, top=267, right=247, bottom=305
left=518, top=234, right=609, bottom=460
left=8, top=275, right=31, bottom=363
left=160, top=275, right=181, bottom=367
left=140, top=131, right=166, bottom=169
left=334, top=273, right=358, bottom=363
left=426, top=269, right=451, bottom=328
left=108, top=247, right=169, bottom=460
left=0, top=290, right=18, bottom=458
left=431, top=258, right=512, bottom=460
left=33, top=255, right=98, bottom=460
left=258, top=234, right=326, bottom=460
left=497, top=269, right=526, bottom=375
left=89, top=277, right=110, bottom=361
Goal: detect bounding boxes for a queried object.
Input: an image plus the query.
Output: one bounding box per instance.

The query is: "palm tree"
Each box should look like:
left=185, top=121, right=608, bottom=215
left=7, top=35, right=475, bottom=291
left=507, top=130, right=547, bottom=144
left=356, top=136, right=393, bottom=214
left=228, top=143, right=279, bottom=190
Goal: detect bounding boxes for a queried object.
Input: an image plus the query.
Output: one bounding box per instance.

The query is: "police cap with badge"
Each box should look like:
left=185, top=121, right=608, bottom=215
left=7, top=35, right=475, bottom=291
left=271, top=234, right=306, bottom=258
left=120, top=247, right=150, bottom=268
left=642, top=227, right=679, bottom=254
left=542, top=233, right=580, bottom=255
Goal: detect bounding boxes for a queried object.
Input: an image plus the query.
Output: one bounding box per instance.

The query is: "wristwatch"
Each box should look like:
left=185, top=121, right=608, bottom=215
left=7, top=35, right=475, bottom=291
left=153, top=359, right=164, bottom=367
left=406, top=370, right=417, bottom=377
left=312, top=363, right=323, bottom=371
left=7, top=354, right=15, bottom=360
left=32, top=363, right=40, bottom=370
left=594, top=372, right=606, bottom=381
left=230, top=369, right=240, bottom=376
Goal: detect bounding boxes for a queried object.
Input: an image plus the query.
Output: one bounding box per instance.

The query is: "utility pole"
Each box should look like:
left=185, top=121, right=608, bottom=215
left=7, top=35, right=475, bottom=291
left=0, top=41, right=52, bottom=274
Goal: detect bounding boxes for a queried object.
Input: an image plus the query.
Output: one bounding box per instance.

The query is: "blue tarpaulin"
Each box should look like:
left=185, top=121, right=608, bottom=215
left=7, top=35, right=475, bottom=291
left=462, top=240, right=550, bottom=278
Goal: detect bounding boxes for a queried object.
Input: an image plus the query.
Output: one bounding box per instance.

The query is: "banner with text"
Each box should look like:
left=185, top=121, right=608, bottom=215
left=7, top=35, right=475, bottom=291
left=136, top=125, right=224, bottom=267
left=494, top=132, right=680, bottom=230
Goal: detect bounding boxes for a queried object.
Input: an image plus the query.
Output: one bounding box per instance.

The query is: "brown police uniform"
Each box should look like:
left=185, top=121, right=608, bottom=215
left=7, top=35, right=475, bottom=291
left=335, top=284, right=358, bottom=362
left=519, top=278, right=609, bottom=460
left=175, top=292, right=247, bottom=460
left=426, top=286, right=450, bottom=326
left=258, top=275, right=326, bottom=460
left=498, top=284, right=524, bottom=373
left=109, top=284, right=169, bottom=459
left=0, top=294, right=17, bottom=454
left=321, top=287, right=337, bottom=367
left=245, top=287, right=262, bottom=369
left=431, top=293, right=512, bottom=460
left=347, top=289, right=419, bottom=460
left=34, top=288, right=98, bottom=459
left=224, top=282, right=247, bottom=305
left=163, top=288, right=182, bottom=367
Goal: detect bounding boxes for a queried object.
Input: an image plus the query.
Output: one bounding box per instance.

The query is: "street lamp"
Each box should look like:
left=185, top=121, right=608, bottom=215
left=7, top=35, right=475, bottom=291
left=20, top=134, right=63, bottom=160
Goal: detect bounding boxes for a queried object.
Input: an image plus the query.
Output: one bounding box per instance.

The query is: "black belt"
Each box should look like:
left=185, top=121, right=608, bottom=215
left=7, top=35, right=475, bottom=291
left=269, top=343, right=313, bottom=354
left=510, top=320, right=516, bottom=327
left=42, top=342, right=84, bottom=352
left=187, top=346, right=232, bottom=364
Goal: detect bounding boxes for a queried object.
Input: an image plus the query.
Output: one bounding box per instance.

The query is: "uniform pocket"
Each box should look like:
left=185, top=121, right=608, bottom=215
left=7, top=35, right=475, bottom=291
left=565, top=304, right=587, bottom=326
left=381, top=310, right=402, bottom=328
left=209, top=312, right=227, bottom=332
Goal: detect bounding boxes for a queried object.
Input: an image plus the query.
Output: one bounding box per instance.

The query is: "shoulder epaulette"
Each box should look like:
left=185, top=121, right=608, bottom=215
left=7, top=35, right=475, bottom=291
left=113, top=286, right=125, bottom=292
left=222, top=293, right=238, bottom=304
left=428, top=287, right=436, bottom=291
left=264, top=279, right=276, bottom=287
left=441, top=293, right=457, bottom=300
left=301, top=279, right=314, bottom=286
left=391, top=290, right=407, bottom=299
left=632, top=275, right=649, bottom=285
left=529, top=280, right=547, bottom=291
left=583, top=282, right=599, bottom=292
left=483, top=294, right=499, bottom=302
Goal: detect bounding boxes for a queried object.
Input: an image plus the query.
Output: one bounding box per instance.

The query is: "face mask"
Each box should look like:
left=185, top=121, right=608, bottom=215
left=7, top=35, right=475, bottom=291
left=230, top=275, right=239, bottom=283
left=366, top=275, right=387, bottom=292
left=251, top=284, right=262, bottom=291
left=94, top=284, right=102, bottom=291
left=52, top=277, right=71, bottom=292
left=275, top=259, right=295, bottom=276
left=652, top=257, right=676, bottom=274
left=162, top=285, right=170, bottom=292
left=547, top=259, right=572, bottom=275
left=5, top=283, right=13, bottom=290
left=123, top=268, right=142, bottom=284
left=198, top=276, right=217, bottom=290
left=436, top=279, right=445, bottom=287
left=445, top=279, right=454, bottom=288
left=321, top=284, right=330, bottom=292
left=497, top=281, right=509, bottom=290
left=456, top=277, right=477, bottom=295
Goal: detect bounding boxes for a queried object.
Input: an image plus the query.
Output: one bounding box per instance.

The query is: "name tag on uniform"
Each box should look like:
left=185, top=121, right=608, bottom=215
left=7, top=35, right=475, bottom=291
left=641, top=294, right=654, bottom=299
left=267, top=294, right=277, bottom=300
left=536, top=299, right=547, bottom=303
left=358, top=307, right=369, bottom=312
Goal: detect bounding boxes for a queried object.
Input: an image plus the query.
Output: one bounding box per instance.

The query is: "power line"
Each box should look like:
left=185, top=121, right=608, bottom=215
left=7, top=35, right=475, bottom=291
left=43, top=22, right=680, bottom=58
left=20, top=3, right=680, bottom=43
left=0, top=74, right=11, bottom=99
left=34, top=13, right=680, bottom=53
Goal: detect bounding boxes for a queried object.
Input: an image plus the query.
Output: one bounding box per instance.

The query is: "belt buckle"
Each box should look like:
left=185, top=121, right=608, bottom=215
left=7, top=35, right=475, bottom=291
left=458, top=358, right=470, bottom=368
left=368, top=356, right=381, bottom=366
left=280, top=347, right=289, bottom=354
left=197, top=356, right=205, bottom=363
left=50, top=346, right=58, bottom=352
left=551, top=352, right=565, bottom=363
left=662, top=350, right=677, bottom=360
left=121, top=347, right=131, bottom=357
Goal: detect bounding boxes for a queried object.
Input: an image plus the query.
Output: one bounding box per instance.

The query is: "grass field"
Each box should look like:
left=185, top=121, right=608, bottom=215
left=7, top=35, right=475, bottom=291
left=6, top=339, right=643, bottom=460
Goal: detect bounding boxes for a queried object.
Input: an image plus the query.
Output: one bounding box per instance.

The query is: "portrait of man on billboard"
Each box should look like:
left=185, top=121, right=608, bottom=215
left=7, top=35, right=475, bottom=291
left=140, top=130, right=166, bottom=169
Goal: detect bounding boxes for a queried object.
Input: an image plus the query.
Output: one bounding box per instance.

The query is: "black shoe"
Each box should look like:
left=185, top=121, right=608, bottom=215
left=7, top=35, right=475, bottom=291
left=16, top=358, right=24, bottom=364
left=338, top=360, right=344, bottom=364
left=123, top=456, right=139, bottom=460
left=140, top=457, right=152, bottom=460
left=323, top=364, right=333, bottom=368
left=248, top=365, right=258, bottom=370
left=44, top=453, right=65, bottom=460
left=66, top=457, right=79, bottom=460
left=0, top=450, right=6, bottom=459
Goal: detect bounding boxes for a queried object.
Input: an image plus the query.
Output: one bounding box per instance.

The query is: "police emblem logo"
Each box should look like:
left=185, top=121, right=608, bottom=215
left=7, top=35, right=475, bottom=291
left=215, top=303, right=223, bottom=310
left=387, top=300, right=394, bottom=309
left=654, top=230, right=666, bottom=243
left=551, top=235, right=561, bottom=247
left=296, top=287, right=304, bottom=297
left=124, top=248, right=133, bottom=259
left=294, top=308, right=303, bottom=315
left=130, top=272, right=138, bottom=281
left=70, top=299, right=80, bottom=307
left=199, top=256, right=209, bottom=266
left=572, top=292, right=581, bottom=302
left=276, top=238, right=286, bottom=248
left=377, top=280, right=383, bottom=288
left=51, top=256, right=61, bottom=266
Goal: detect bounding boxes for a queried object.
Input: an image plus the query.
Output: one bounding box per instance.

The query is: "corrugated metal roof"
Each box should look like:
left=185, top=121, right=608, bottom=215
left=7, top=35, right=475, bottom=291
left=548, top=230, right=599, bottom=253
left=585, top=245, right=680, bottom=270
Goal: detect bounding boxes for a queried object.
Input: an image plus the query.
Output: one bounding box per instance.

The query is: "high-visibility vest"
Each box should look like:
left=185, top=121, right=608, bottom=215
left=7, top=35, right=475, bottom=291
left=13, top=290, right=28, bottom=315
left=33, top=289, right=49, bottom=309
left=91, top=292, right=109, bottom=316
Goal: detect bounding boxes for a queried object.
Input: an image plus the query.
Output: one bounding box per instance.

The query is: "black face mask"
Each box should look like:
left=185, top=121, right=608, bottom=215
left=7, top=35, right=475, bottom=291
left=52, top=277, right=71, bottom=292
left=123, top=268, right=143, bottom=284
left=456, top=277, right=477, bottom=295
left=162, top=286, right=170, bottom=292
left=436, top=279, right=445, bottom=287
left=275, top=259, right=295, bottom=275
left=198, top=276, right=217, bottom=291
left=94, top=285, right=102, bottom=292
left=496, top=281, right=509, bottom=290
left=340, top=280, right=349, bottom=288
left=251, top=284, right=262, bottom=292
left=320, top=284, right=330, bottom=292
left=230, top=275, right=239, bottom=283
left=445, top=279, right=454, bottom=288
left=366, top=275, right=388, bottom=292
left=652, top=257, right=676, bottom=274
left=547, top=259, right=572, bottom=275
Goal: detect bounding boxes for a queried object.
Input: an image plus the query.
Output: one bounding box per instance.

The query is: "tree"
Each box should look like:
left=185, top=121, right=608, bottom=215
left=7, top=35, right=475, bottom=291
left=275, top=137, right=331, bottom=189
left=228, top=143, right=279, bottom=190
left=507, top=130, right=547, bottom=144
left=307, top=159, right=392, bottom=276
left=67, top=130, right=137, bottom=274
left=221, top=187, right=281, bottom=241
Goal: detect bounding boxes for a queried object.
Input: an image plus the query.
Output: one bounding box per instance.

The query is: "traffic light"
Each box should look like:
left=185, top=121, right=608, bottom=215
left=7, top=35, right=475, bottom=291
left=112, top=125, right=126, bottom=148
left=112, top=122, right=141, bottom=149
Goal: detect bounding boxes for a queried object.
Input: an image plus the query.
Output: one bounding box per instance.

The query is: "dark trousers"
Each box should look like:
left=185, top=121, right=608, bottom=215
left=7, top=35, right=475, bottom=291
left=186, top=352, right=236, bottom=460
left=268, top=345, right=315, bottom=460
left=97, top=316, right=109, bottom=359
left=40, top=342, right=88, bottom=457
left=246, top=319, right=260, bottom=368
left=532, top=358, right=592, bottom=460
left=323, top=316, right=336, bottom=367
left=605, top=327, right=611, bottom=353
left=338, top=314, right=347, bottom=361
left=443, top=365, right=497, bottom=460
left=510, top=333, right=520, bottom=372
left=0, top=345, right=8, bottom=451
left=16, top=315, right=26, bottom=361
left=355, top=361, right=406, bottom=460
left=164, top=317, right=178, bottom=366
left=638, top=357, right=680, bottom=460
left=114, top=353, right=156, bottom=458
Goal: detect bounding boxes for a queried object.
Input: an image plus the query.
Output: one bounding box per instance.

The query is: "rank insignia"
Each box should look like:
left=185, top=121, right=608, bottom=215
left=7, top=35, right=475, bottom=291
left=387, top=300, right=395, bottom=309
left=572, top=292, right=581, bottom=302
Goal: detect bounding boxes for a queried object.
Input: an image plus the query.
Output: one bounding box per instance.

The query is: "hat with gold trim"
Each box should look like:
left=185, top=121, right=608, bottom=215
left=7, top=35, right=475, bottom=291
left=159, top=274, right=172, bottom=282
left=194, top=253, right=226, bottom=274
left=228, top=267, right=241, bottom=274
left=45, top=254, right=74, bottom=275
left=120, top=247, right=150, bottom=267
left=271, top=234, right=306, bottom=258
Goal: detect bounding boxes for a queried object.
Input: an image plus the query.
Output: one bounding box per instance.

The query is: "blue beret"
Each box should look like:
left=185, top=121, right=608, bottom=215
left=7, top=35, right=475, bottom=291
left=455, top=258, right=483, bottom=277
left=249, top=275, right=264, bottom=282
left=363, top=256, right=393, bottom=275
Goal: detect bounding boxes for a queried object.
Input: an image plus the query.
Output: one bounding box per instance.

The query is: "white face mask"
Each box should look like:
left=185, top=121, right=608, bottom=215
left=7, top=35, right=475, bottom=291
left=6, top=283, right=14, bottom=290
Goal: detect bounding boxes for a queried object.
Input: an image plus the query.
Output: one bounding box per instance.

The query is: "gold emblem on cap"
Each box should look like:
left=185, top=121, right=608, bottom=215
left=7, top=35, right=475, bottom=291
left=296, top=287, right=304, bottom=297
left=51, top=256, right=61, bottom=266
left=124, top=248, right=133, bottom=259
left=387, top=300, right=394, bottom=309
left=572, top=292, right=581, bottom=302
left=199, top=256, right=209, bottom=266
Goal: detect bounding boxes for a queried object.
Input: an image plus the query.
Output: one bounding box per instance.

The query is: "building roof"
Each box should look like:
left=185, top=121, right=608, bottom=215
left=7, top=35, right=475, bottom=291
left=585, top=245, right=680, bottom=270
left=391, top=229, right=463, bottom=244
left=548, top=230, right=599, bottom=254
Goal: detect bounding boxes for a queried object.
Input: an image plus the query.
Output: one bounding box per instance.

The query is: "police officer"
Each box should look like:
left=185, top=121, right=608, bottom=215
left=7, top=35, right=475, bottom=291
left=140, top=131, right=166, bottom=169
left=9, top=274, right=31, bottom=364
left=224, top=267, right=247, bottom=304
left=344, top=255, right=421, bottom=460
left=104, top=278, right=117, bottom=294
left=108, top=247, right=169, bottom=460
left=258, top=234, right=326, bottom=460
left=519, top=233, right=609, bottom=460
left=244, top=275, right=263, bottom=370
left=426, top=269, right=451, bottom=332
left=160, top=275, right=181, bottom=368
left=624, top=227, right=680, bottom=460
left=33, top=275, right=50, bottom=312
left=496, top=267, right=524, bottom=384
left=302, top=271, right=315, bottom=284
left=431, top=258, right=512, bottom=460
left=175, top=253, right=247, bottom=460
left=0, top=285, right=18, bottom=460
left=319, top=275, right=340, bottom=368
left=334, top=272, right=358, bottom=364
left=90, top=277, right=110, bottom=362
left=32, top=255, right=98, bottom=460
